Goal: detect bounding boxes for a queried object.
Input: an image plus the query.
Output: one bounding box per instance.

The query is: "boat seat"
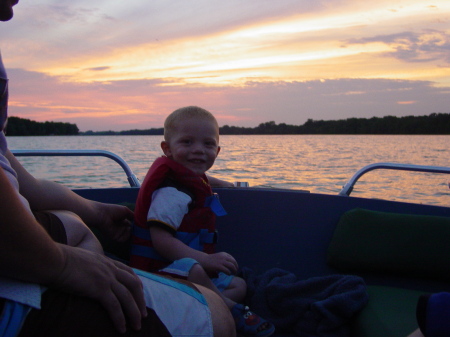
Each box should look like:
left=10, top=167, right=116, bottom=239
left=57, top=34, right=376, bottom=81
left=327, top=208, right=450, bottom=337
left=327, top=208, right=450, bottom=281
left=352, top=285, right=427, bottom=337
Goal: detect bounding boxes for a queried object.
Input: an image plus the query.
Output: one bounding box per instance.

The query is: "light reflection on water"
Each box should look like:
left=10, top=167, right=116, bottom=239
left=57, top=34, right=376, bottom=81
left=7, top=134, right=450, bottom=206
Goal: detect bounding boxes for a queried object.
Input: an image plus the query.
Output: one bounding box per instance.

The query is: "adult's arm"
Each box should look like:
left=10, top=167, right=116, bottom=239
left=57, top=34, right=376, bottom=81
left=206, top=174, right=234, bottom=187
left=0, top=168, right=146, bottom=333
left=5, top=149, right=133, bottom=241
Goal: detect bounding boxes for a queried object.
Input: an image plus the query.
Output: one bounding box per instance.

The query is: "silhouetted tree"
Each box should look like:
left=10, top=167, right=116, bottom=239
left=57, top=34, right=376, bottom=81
left=6, top=117, right=79, bottom=136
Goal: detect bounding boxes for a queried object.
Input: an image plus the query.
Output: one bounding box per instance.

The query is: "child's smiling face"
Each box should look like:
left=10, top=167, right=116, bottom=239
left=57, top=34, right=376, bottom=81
left=161, top=116, right=220, bottom=176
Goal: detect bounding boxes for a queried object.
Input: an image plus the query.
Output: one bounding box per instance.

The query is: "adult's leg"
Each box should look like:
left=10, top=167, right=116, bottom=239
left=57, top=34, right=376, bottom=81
left=188, top=265, right=273, bottom=337
left=47, top=210, right=103, bottom=253
left=135, top=269, right=236, bottom=337
left=196, top=284, right=236, bottom=337
left=27, top=217, right=235, bottom=337
left=407, top=329, right=424, bottom=337
left=17, top=289, right=171, bottom=337
left=157, top=259, right=236, bottom=336
left=18, top=280, right=235, bottom=337
left=33, top=211, right=67, bottom=245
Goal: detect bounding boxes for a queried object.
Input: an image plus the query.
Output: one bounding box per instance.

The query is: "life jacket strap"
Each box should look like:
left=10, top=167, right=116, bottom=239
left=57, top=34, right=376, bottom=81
left=132, top=226, right=218, bottom=258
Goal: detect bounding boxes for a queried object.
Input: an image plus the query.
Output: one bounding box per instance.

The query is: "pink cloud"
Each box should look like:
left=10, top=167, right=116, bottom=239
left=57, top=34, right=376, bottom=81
left=6, top=68, right=449, bottom=131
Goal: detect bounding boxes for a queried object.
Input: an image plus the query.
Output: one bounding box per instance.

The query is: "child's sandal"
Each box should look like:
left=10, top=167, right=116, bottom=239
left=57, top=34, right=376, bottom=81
left=231, top=304, right=275, bottom=337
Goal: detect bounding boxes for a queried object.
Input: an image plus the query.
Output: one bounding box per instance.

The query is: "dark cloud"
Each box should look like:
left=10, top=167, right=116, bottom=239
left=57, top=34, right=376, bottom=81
left=345, top=30, right=450, bottom=63
left=85, top=66, right=111, bottom=72
left=220, top=78, right=449, bottom=125
left=13, top=3, right=113, bottom=28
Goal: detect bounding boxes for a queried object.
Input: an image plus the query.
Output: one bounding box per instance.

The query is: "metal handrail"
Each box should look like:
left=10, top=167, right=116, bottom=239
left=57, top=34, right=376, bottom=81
left=11, top=149, right=141, bottom=188
left=339, top=162, right=450, bottom=196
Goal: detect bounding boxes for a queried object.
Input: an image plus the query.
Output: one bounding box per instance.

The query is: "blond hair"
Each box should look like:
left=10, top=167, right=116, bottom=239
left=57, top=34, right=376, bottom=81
left=164, top=106, right=219, bottom=142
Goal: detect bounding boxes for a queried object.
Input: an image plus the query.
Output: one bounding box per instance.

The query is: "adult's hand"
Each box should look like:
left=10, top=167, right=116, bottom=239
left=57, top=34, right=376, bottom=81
left=94, top=202, right=134, bottom=242
left=52, top=244, right=147, bottom=333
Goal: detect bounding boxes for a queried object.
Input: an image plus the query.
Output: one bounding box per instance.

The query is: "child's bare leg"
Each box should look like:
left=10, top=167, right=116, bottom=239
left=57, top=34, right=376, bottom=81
left=188, top=263, right=236, bottom=308
left=49, top=210, right=103, bottom=253
left=222, top=276, right=247, bottom=303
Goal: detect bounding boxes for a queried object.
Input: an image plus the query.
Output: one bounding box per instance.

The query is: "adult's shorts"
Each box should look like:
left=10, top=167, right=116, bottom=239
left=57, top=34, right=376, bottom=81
left=1, top=211, right=214, bottom=337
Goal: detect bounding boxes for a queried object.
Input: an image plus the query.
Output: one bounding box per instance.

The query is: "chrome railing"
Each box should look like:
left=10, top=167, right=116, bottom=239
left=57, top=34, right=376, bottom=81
left=339, top=162, right=450, bottom=196
left=12, top=149, right=141, bottom=188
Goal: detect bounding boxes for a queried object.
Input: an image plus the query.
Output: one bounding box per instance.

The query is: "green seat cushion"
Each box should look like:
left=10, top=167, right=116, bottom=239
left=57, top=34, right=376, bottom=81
left=327, top=208, right=450, bottom=281
left=352, top=285, right=426, bottom=337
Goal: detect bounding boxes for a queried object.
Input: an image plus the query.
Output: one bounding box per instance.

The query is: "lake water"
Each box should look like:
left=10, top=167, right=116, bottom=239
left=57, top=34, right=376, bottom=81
left=6, top=134, right=450, bottom=207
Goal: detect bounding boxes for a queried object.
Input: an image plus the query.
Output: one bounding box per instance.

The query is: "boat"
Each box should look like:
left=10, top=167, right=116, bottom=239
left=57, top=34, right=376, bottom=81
left=13, top=149, right=450, bottom=337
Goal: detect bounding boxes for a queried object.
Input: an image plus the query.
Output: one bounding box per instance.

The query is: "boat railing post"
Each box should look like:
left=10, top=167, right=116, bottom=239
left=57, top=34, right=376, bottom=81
left=11, top=149, right=141, bottom=188
left=339, top=162, right=450, bottom=197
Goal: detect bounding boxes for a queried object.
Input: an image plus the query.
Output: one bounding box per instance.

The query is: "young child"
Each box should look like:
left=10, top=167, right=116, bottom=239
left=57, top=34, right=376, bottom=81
left=131, top=106, right=275, bottom=337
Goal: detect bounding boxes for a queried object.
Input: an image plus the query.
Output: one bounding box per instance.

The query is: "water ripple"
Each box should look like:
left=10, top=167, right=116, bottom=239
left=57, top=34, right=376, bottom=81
left=7, top=134, right=450, bottom=207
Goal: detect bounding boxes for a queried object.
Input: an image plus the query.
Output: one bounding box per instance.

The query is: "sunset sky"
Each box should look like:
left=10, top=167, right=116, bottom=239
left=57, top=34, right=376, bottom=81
left=1, top=0, right=450, bottom=131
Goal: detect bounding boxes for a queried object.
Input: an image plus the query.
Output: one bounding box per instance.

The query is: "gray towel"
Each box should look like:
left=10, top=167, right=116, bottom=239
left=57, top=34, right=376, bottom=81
left=240, top=268, right=368, bottom=337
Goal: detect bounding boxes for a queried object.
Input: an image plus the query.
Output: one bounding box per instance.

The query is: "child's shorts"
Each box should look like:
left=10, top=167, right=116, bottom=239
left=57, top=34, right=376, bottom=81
left=160, top=257, right=234, bottom=292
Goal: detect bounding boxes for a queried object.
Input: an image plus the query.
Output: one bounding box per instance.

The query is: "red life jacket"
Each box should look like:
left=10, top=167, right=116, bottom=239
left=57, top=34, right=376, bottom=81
left=130, top=156, right=219, bottom=272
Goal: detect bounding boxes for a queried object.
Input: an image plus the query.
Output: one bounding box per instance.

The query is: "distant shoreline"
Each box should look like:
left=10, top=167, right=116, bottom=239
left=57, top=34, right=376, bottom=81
left=6, top=113, right=450, bottom=136
left=7, top=133, right=450, bottom=137
left=80, top=113, right=450, bottom=136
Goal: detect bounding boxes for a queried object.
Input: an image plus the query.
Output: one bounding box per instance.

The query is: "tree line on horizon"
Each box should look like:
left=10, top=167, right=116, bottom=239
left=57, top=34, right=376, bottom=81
left=82, top=112, right=450, bottom=135
left=222, top=112, right=450, bottom=135
left=6, top=117, right=79, bottom=136
left=5, top=113, right=450, bottom=136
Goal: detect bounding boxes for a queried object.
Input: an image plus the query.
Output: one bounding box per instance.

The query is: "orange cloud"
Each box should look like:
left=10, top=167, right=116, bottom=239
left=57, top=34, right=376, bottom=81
left=397, top=101, right=417, bottom=105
